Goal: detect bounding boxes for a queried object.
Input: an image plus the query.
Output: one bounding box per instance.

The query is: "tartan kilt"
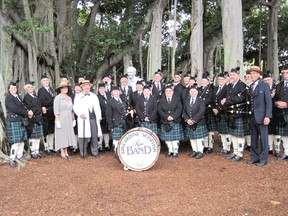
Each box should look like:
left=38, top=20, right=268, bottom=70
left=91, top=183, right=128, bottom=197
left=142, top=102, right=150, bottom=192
left=160, top=122, right=184, bottom=141
left=100, top=119, right=109, bottom=133
left=6, top=121, right=28, bottom=143
left=111, top=125, right=125, bottom=140
left=30, top=123, right=44, bottom=138
left=207, top=114, right=217, bottom=132
left=277, top=125, right=288, bottom=136
left=186, top=125, right=208, bottom=140
left=229, top=117, right=246, bottom=137
left=216, top=114, right=229, bottom=134
left=140, top=122, right=158, bottom=135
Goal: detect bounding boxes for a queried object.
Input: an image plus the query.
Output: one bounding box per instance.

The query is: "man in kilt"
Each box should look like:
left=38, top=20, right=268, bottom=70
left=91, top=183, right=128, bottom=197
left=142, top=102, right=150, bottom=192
left=23, top=81, right=44, bottom=159
left=263, top=73, right=281, bottom=157
left=5, top=81, right=34, bottom=167
left=135, top=85, right=158, bottom=134
left=198, top=74, right=216, bottom=153
left=158, top=85, right=184, bottom=157
left=183, top=86, right=208, bottom=159
left=221, top=68, right=247, bottom=162
left=212, top=74, right=232, bottom=155
left=38, top=74, right=55, bottom=155
left=274, top=65, right=288, bottom=160
left=97, top=83, right=111, bottom=151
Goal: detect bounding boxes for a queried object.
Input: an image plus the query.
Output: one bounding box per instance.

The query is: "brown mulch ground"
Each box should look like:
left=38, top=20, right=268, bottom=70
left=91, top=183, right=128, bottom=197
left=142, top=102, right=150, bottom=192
left=1, top=142, right=288, bottom=216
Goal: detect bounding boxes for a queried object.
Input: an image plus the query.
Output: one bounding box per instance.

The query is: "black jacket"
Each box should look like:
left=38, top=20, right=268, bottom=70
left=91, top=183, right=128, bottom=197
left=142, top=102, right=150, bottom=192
left=135, top=95, right=158, bottom=122
left=106, top=97, right=128, bottom=130
left=5, top=94, right=28, bottom=122
left=158, top=95, right=182, bottom=123
left=183, top=97, right=206, bottom=126
left=23, top=93, right=43, bottom=123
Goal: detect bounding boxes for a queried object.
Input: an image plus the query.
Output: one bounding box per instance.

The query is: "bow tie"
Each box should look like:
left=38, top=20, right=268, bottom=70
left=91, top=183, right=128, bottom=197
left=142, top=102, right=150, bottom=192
left=84, top=93, right=90, bottom=96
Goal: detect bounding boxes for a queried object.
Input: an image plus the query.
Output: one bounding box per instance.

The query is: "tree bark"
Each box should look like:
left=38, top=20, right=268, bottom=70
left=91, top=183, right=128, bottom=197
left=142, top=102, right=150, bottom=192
left=171, top=0, right=178, bottom=78
left=221, top=0, right=244, bottom=79
left=190, top=0, right=204, bottom=84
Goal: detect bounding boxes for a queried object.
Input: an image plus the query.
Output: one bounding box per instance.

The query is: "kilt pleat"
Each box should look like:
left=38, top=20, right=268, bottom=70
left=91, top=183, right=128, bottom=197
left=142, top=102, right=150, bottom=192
left=112, top=125, right=125, bottom=140
left=160, top=122, right=184, bottom=141
left=30, top=123, right=44, bottom=138
left=186, top=125, right=208, bottom=139
left=140, top=122, right=158, bottom=135
left=229, top=117, right=246, bottom=137
left=216, top=114, right=229, bottom=134
left=207, top=114, right=217, bottom=131
left=6, top=121, right=27, bottom=143
left=278, top=124, right=288, bottom=136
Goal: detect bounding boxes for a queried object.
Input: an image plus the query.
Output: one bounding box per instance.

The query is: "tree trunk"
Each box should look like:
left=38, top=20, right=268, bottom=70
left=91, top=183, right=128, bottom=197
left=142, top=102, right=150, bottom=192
left=266, top=0, right=279, bottom=80
left=190, top=0, right=204, bottom=84
left=221, top=0, right=244, bottom=79
left=147, top=0, right=169, bottom=81
left=171, top=0, right=178, bottom=78
left=123, top=54, right=132, bottom=75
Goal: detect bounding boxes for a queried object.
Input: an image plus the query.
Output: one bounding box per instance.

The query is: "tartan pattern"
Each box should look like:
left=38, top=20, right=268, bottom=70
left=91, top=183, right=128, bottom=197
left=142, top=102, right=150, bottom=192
left=112, top=125, right=125, bottom=140
left=216, top=114, right=229, bottom=134
left=229, top=117, right=246, bottom=137
left=30, top=123, right=44, bottom=138
left=6, top=121, right=28, bottom=143
left=207, top=114, right=217, bottom=132
left=278, top=125, right=288, bottom=136
left=186, top=125, right=208, bottom=139
left=140, top=122, right=158, bottom=135
left=160, top=122, right=184, bottom=141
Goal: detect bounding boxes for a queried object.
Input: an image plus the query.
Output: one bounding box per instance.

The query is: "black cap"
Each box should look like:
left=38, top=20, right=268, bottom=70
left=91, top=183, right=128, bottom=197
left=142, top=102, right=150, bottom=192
left=60, top=74, right=68, bottom=79
left=111, top=86, right=120, bottom=91
left=183, top=73, right=190, bottom=78
left=283, top=64, right=288, bottom=70
left=98, top=83, right=105, bottom=88
left=218, top=73, right=226, bottom=78
left=262, top=72, right=272, bottom=79
left=202, top=72, right=210, bottom=80
left=175, top=71, right=182, bottom=77
left=143, top=85, right=151, bottom=90
left=41, top=73, right=48, bottom=79
left=136, top=80, right=144, bottom=85
left=154, top=69, right=163, bottom=76
left=9, top=81, right=17, bottom=86
left=230, top=67, right=240, bottom=74
left=189, top=85, right=198, bottom=90
left=25, top=80, right=35, bottom=86
left=120, top=74, right=128, bottom=79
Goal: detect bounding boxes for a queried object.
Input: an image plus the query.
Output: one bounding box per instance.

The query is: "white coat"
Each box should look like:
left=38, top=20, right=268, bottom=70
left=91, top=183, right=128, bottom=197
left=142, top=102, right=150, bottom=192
left=73, top=92, right=102, bottom=138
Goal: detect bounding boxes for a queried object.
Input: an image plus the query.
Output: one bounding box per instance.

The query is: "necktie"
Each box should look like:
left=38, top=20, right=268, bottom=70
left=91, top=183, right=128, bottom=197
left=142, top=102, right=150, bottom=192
left=190, top=98, right=194, bottom=106
left=85, top=93, right=90, bottom=96
left=48, top=88, right=53, bottom=96
left=15, top=95, right=21, bottom=102
left=285, top=82, right=288, bottom=88
left=157, top=83, right=160, bottom=90
left=167, top=98, right=171, bottom=103
left=102, top=94, right=107, bottom=100
left=124, top=87, right=127, bottom=96
left=144, top=97, right=148, bottom=106
left=250, top=84, right=255, bottom=94
left=217, top=87, right=222, bottom=95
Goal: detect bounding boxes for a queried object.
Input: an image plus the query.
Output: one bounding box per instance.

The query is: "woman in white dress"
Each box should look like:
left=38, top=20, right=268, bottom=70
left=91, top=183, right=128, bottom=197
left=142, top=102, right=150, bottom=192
left=53, top=81, right=76, bottom=160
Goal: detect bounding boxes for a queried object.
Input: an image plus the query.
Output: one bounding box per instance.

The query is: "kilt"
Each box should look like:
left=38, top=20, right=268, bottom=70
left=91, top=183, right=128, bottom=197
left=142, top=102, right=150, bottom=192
left=140, top=122, right=158, bottom=135
left=6, top=121, right=27, bottom=143
left=229, top=117, right=246, bottom=137
left=216, top=114, right=229, bottom=134
left=100, top=119, right=109, bottom=133
left=112, top=125, right=125, bottom=140
left=186, top=125, right=208, bottom=139
left=160, top=122, right=184, bottom=141
left=278, top=125, right=288, bottom=136
left=207, top=114, right=217, bottom=132
left=30, top=123, right=44, bottom=138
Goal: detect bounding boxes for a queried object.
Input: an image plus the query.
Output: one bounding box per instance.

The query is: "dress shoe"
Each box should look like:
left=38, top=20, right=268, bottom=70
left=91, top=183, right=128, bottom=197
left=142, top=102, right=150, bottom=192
left=195, top=152, right=203, bottom=159
left=105, top=147, right=111, bottom=151
left=37, top=153, right=44, bottom=158
left=231, top=155, right=243, bottom=162
left=274, top=153, right=281, bottom=158
left=256, top=161, right=267, bottom=166
left=244, top=145, right=250, bottom=152
left=206, top=148, right=213, bottom=153
left=45, top=150, right=54, bottom=155
left=31, top=153, right=41, bottom=159
left=167, top=152, right=173, bottom=157
left=189, top=151, right=197, bottom=158
left=226, top=154, right=236, bottom=160
left=248, top=160, right=260, bottom=164
left=98, top=148, right=103, bottom=152
left=17, top=156, right=27, bottom=162
left=172, top=153, right=178, bottom=158
left=268, top=150, right=273, bottom=155
left=217, top=150, right=230, bottom=156
left=277, top=155, right=288, bottom=160
left=9, top=159, right=16, bottom=168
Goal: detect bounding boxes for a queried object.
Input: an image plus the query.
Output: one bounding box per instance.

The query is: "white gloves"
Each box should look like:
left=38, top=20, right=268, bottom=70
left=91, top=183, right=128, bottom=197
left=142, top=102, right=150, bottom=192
left=73, top=120, right=76, bottom=127
left=55, top=121, right=61, bottom=129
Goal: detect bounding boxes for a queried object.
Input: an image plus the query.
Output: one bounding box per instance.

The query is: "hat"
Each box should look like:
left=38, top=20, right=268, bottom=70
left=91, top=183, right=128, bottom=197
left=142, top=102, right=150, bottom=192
left=218, top=73, right=226, bottom=78
left=143, top=85, right=151, bottom=90
left=136, top=80, right=144, bottom=85
left=9, top=81, right=17, bottom=87
left=230, top=67, right=240, bottom=74
left=246, top=66, right=263, bottom=74
left=189, top=85, right=198, bottom=91
left=175, top=71, right=182, bottom=77
left=183, top=73, right=190, bottom=78
left=164, top=83, right=173, bottom=90
left=80, top=80, right=93, bottom=87
left=154, top=69, right=163, bottom=76
left=111, top=86, right=120, bottom=91
left=202, top=72, right=210, bottom=80
left=120, top=74, right=128, bottom=79
left=24, top=80, right=35, bottom=89
left=283, top=64, right=288, bottom=71
left=41, top=73, right=48, bottom=79
left=56, top=81, right=70, bottom=91
left=262, top=72, right=272, bottom=79
left=98, top=83, right=105, bottom=88
left=60, top=74, right=68, bottom=79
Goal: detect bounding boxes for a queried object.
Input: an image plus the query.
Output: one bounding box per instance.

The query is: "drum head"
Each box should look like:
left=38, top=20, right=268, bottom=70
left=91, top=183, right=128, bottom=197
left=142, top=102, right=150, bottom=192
left=117, top=127, right=160, bottom=171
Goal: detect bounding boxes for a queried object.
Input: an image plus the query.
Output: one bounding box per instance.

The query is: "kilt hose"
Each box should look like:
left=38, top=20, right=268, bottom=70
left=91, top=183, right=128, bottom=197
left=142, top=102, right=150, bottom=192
left=6, top=121, right=28, bottom=143
left=160, top=122, right=184, bottom=141
left=140, top=122, right=158, bottom=135
left=229, top=117, right=246, bottom=137
left=30, top=123, right=44, bottom=138
left=186, top=125, right=208, bottom=140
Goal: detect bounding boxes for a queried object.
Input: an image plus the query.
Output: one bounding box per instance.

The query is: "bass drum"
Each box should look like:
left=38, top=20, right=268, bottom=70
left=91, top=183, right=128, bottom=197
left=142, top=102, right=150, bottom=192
left=117, top=127, right=160, bottom=171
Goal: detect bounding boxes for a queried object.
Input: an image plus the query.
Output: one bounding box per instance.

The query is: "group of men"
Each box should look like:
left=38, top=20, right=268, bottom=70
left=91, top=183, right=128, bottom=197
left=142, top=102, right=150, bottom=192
left=11, top=65, right=288, bottom=167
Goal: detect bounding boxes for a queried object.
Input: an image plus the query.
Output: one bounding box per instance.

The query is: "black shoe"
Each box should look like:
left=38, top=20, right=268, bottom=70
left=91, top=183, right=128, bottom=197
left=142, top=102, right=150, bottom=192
left=226, top=154, right=236, bottom=160
left=172, top=153, right=178, bottom=158
left=256, top=161, right=267, bottom=166
left=31, top=153, right=41, bottom=159
left=206, top=148, right=213, bottom=153
left=231, top=155, right=243, bottom=162
left=277, top=155, right=288, bottom=160
left=167, top=152, right=173, bottom=157
left=105, top=147, right=111, bottom=151
left=189, top=151, right=197, bottom=158
left=9, top=159, right=16, bottom=168
left=17, top=156, right=27, bottom=162
left=268, top=150, right=273, bottom=155
left=98, top=148, right=103, bottom=152
left=218, top=150, right=230, bottom=156
left=45, top=150, right=54, bottom=155
left=248, top=160, right=260, bottom=164
left=203, top=147, right=208, bottom=153
left=195, top=152, right=203, bottom=159
left=244, top=145, right=251, bottom=152
left=37, top=153, right=44, bottom=158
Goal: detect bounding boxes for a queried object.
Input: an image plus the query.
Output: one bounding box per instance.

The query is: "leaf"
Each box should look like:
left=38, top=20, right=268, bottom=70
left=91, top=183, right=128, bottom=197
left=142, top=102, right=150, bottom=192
left=271, top=201, right=281, bottom=206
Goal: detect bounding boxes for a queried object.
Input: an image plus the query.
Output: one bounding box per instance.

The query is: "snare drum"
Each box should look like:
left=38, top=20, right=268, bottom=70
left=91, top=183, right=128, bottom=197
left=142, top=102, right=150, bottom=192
left=117, top=127, right=160, bottom=171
